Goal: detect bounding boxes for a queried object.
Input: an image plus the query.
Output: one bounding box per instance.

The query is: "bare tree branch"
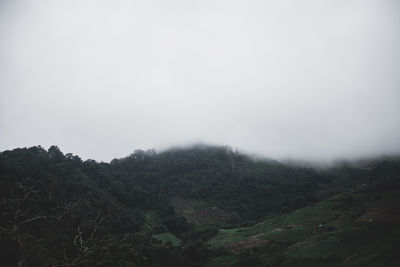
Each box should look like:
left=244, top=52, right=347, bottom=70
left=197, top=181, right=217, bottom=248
left=20, top=216, right=47, bottom=226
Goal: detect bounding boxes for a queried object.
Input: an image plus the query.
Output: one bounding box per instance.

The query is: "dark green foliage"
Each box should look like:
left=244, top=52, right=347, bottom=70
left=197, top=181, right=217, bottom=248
left=110, top=145, right=325, bottom=219
left=0, top=145, right=399, bottom=266
left=0, top=231, right=19, bottom=267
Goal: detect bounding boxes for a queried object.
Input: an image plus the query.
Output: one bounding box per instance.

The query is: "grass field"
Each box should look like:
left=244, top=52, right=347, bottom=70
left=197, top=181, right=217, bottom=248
left=205, top=178, right=400, bottom=266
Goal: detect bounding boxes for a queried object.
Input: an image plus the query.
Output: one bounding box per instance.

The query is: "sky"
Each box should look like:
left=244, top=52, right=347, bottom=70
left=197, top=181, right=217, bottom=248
left=1, top=0, right=400, bottom=162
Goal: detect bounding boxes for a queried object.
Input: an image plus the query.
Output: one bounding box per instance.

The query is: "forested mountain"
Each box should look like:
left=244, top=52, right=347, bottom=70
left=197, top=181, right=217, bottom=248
left=0, top=145, right=399, bottom=266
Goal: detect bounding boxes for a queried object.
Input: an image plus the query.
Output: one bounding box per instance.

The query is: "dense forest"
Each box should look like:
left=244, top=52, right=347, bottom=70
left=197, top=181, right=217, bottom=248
left=0, top=145, right=399, bottom=266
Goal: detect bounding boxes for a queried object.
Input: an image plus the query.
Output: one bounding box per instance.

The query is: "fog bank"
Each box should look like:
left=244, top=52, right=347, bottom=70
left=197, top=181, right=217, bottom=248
left=1, top=0, right=400, bottom=162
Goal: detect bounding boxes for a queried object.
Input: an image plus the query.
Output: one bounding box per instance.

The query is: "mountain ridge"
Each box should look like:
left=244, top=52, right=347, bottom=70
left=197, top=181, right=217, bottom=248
left=0, top=145, right=399, bottom=266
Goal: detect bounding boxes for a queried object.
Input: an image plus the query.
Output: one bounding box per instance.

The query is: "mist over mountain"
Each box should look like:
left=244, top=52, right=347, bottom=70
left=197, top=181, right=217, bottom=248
left=1, top=0, right=400, bottom=161
left=1, top=0, right=400, bottom=266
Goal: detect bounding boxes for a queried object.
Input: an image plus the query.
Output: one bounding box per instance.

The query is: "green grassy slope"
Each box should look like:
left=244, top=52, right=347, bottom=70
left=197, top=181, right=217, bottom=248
left=206, top=177, right=400, bottom=266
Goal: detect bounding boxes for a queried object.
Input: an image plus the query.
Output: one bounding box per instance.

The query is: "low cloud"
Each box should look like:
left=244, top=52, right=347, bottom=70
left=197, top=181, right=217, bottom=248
left=1, top=0, right=400, bottom=162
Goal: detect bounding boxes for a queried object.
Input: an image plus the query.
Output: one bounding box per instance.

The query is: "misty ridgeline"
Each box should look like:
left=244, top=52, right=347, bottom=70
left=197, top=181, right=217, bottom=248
left=1, top=0, right=400, bottom=266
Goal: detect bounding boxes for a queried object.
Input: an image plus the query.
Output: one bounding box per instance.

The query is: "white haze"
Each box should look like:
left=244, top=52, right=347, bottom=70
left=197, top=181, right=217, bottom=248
left=1, top=0, right=399, bottom=162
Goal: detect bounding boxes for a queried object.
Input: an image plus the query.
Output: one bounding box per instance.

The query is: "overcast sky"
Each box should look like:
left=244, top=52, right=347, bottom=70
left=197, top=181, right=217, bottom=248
left=1, top=0, right=399, bottom=162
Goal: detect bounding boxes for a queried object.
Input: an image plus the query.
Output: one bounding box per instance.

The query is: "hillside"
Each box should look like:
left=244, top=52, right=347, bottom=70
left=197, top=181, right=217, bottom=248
left=0, top=145, right=399, bottom=266
left=207, top=176, right=400, bottom=266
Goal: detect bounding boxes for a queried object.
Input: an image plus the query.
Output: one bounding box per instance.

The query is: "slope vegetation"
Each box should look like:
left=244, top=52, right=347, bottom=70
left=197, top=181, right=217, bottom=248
left=0, top=145, right=399, bottom=266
